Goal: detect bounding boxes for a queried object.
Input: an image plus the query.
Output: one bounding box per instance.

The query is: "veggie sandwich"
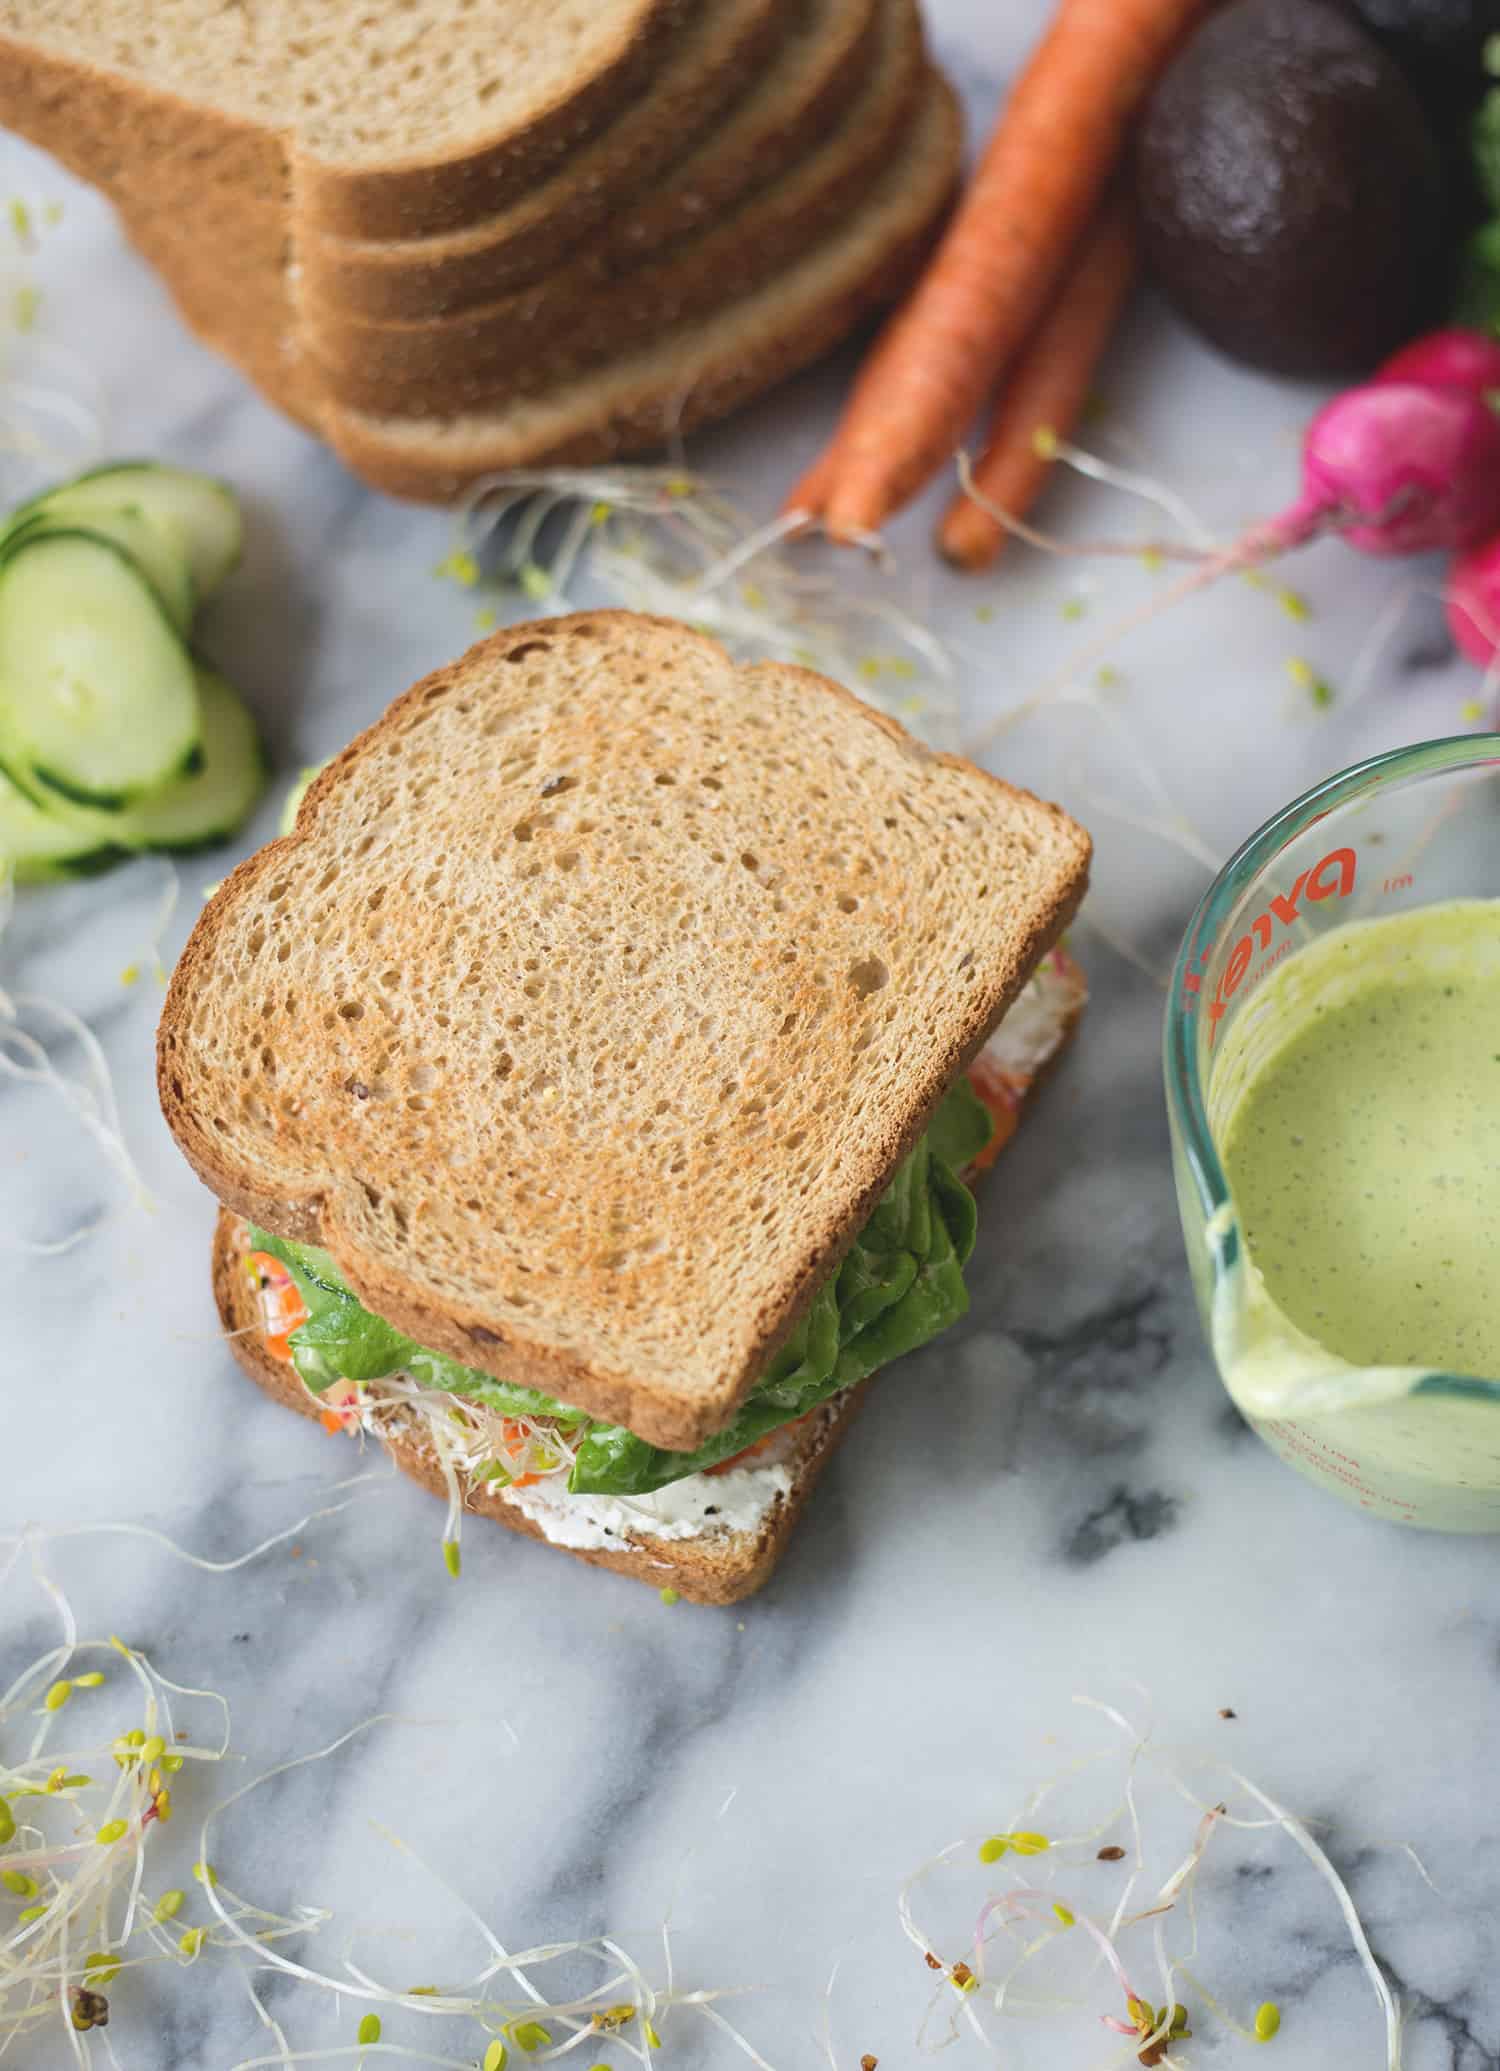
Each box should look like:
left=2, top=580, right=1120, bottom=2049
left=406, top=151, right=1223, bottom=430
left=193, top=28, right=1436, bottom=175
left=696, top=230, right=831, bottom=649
left=159, top=612, right=1090, bottom=1600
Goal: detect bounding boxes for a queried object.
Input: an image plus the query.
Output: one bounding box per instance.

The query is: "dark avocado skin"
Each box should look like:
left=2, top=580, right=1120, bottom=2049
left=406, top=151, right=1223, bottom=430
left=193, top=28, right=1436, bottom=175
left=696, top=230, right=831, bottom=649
left=1344, top=0, right=1500, bottom=123
left=1135, top=0, right=1447, bottom=377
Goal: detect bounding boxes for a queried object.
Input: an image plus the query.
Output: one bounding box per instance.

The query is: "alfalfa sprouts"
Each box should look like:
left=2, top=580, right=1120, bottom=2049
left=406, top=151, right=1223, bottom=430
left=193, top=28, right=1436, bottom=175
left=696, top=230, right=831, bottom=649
left=0, top=866, right=160, bottom=1255
left=890, top=1692, right=1409, bottom=2069
left=0, top=1512, right=770, bottom=2071
left=0, top=193, right=105, bottom=497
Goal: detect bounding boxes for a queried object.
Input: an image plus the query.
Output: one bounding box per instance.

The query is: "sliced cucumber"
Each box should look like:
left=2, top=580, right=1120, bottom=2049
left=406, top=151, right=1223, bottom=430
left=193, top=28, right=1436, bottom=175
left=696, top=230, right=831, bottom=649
left=0, top=766, right=124, bottom=881
left=11, top=462, right=243, bottom=599
left=117, top=662, right=266, bottom=851
left=0, top=528, right=200, bottom=809
left=3, top=662, right=265, bottom=861
left=6, top=506, right=194, bottom=634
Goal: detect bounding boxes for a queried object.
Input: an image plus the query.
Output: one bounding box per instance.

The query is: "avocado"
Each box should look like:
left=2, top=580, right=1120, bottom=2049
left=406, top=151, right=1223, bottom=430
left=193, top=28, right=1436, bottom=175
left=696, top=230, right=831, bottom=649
left=1344, top=0, right=1498, bottom=125
left=1135, top=0, right=1447, bottom=377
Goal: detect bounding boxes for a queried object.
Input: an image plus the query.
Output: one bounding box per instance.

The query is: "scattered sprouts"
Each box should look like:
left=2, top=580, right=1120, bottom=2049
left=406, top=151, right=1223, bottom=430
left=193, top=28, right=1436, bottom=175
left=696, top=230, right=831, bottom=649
left=0, top=1512, right=768, bottom=2070
left=886, top=1693, right=1412, bottom=2070
left=0, top=191, right=105, bottom=497
left=0, top=1509, right=1438, bottom=2071
left=0, top=862, right=169, bottom=1253
left=444, top=466, right=960, bottom=745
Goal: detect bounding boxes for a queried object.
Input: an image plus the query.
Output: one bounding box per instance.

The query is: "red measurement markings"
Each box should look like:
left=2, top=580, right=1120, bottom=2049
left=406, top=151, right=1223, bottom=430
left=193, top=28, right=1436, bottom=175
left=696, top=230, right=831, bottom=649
left=1185, top=846, right=1357, bottom=1044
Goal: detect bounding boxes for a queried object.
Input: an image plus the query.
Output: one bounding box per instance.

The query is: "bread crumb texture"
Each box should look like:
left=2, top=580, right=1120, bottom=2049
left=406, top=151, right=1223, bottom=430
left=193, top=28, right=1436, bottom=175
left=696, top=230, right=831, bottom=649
left=0, top=0, right=667, bottom=165
left=160, top=614, right=1089, bottom=1445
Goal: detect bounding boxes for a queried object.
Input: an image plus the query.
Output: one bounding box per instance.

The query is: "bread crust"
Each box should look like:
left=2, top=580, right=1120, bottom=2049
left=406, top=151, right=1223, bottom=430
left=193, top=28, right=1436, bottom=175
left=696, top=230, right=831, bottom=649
left=290, top=0, right=699, bottom=241
left=297, top=0, right=836, bottom=320
left=212, top=1208, right=862, bottom=1604
left=0, top=0, right=704, bottom=248
left=298, top=0, right=926, bottom=415
left=320, top=76, right=962, bottom=499
left=0, top=16, right=958, bottom=500
left=0, top=32, right=288, bottom=209
left=160, top=609, right=1089, bottom=1451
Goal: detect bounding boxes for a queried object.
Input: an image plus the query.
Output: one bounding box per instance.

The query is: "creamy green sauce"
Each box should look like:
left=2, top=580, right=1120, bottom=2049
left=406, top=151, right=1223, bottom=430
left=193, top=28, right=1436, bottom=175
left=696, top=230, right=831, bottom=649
left=1216, top=900, right=1500, bottom=1379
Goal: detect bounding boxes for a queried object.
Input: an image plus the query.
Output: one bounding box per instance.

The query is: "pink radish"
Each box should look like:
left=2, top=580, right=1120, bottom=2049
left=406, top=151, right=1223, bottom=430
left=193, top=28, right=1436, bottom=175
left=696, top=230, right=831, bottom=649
left=1245, top=381, right=1500, bottom=561
left=1376, top=328, right=1500, bottom=397
left=1446, top=537, right=1500, bottom=667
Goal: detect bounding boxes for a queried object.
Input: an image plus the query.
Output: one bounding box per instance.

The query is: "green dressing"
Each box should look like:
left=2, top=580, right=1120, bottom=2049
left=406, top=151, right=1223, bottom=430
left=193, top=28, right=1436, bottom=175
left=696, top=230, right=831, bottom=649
left=1217, top=900, right=1500, bottom=1379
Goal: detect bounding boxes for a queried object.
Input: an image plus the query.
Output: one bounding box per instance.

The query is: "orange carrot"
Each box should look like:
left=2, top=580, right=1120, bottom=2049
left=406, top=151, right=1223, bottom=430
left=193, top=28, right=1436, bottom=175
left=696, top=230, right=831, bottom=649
left=937, top=196, right=1136, bottom=571
left=244, top=1249, right=308, bottom=1362
left=788, top=0, right=1202, bottom=540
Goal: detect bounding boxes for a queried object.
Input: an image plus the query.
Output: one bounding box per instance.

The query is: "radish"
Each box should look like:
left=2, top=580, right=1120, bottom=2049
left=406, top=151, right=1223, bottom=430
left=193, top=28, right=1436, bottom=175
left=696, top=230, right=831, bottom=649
left=1245, top=381, right=1500, bottom=561
left=966, top=379, right=1500, bottom=755
left=1376, top=327, right=1500, bottom=397
left=1446, top=537, right=1500, bottom=667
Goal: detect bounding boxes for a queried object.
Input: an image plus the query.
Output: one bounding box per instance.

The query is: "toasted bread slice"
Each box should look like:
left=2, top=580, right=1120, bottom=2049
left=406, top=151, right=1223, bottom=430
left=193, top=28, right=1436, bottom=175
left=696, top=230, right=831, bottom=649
left=298, top=0, right=848, bottom=321
left=320, top=75, right=960, bottom=499
left=160, top=611, right=1090, bottom=1453
left=208, top=956, right=1086, bottom=1601
left=300, top=0, right=925, bottom=414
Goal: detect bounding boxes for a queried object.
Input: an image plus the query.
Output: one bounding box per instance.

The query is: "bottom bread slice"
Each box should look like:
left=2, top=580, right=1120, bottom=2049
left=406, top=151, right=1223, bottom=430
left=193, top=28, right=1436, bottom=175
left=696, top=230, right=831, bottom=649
left=213, top=1207, right=863, bottom=1604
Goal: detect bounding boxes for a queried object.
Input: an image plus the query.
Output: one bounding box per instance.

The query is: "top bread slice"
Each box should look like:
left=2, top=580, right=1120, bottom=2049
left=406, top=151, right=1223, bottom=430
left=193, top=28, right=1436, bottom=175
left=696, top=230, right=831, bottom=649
left=159, top=614, right=1090, bottom=1453
left=0, top=0, right=698, bottom=241
left=298, top=0, right=882, bottom=322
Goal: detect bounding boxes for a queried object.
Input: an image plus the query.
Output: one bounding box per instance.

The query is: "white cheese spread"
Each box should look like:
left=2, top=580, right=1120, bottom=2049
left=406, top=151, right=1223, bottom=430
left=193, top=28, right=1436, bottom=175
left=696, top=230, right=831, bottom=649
left=500, top=1451, right=794, bottom=1552
left=979, top=953, right=1083, bottom=1079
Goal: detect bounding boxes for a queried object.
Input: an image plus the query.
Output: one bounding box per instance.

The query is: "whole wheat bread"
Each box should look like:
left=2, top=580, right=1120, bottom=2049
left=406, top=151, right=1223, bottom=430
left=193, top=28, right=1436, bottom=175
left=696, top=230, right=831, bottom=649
left=0, top=0, right=699, bottom=241
left=320, top=75, right=960, bottom=500
left=60, top=62, right=956, bottom=500
left=109, top=191, right=315, bottom=429
left=300, top=0, right=925, bottom=414
left=299, top=0, right=882, bottom=322
left=160, top=611, right=1090, bottom=1452
left=209, top=960, right=1085, bottom=1602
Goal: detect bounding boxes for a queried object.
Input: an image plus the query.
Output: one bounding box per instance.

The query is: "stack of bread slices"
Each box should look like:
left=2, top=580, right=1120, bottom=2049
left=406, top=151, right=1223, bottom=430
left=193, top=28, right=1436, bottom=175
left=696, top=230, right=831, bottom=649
left=0, top=0, right=960, bottom=502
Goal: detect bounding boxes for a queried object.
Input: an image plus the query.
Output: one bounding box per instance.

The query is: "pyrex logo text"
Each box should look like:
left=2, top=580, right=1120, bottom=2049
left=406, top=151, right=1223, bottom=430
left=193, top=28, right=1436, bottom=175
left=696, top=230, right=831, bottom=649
left=1184, top=845, right=1356, bottom=1044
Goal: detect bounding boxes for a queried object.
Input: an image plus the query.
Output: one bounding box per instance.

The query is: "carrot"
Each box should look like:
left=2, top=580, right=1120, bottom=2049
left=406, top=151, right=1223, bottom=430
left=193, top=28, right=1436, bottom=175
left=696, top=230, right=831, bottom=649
left=244, top=1249, right=308, bottom=1362
left=937, top=196, right=1136, bottom=571
left=789, top=0, right=1202, bottom=540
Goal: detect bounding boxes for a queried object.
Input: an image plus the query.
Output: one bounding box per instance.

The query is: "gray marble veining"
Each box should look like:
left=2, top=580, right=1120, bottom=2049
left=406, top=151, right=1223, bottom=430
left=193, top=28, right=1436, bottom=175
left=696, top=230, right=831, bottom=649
left=3, top=4, right=1498, bottom=2064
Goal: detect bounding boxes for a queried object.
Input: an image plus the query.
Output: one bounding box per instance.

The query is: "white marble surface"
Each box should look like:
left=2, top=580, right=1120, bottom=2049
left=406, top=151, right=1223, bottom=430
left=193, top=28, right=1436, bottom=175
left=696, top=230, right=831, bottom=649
left=3, top=6, right=1499, bottom=2066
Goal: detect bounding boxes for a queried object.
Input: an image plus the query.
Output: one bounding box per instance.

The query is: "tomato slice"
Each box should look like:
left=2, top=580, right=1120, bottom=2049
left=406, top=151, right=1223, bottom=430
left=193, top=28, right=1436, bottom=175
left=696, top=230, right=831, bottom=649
left=244, top=1250, right=308, bottom=1362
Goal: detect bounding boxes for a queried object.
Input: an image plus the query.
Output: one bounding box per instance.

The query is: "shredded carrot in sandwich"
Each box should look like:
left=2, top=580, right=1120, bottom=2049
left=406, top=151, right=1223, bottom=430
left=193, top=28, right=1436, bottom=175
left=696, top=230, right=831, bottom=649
left=497, top=1421, right=543, bottom=1490
left=244, top=1251, right=308, bottom=1362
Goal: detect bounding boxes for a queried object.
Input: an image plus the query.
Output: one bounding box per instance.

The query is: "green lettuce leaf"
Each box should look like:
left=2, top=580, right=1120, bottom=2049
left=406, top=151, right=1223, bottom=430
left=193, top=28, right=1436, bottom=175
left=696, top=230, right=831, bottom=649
left=248, top=1077, right=990, bottom=1498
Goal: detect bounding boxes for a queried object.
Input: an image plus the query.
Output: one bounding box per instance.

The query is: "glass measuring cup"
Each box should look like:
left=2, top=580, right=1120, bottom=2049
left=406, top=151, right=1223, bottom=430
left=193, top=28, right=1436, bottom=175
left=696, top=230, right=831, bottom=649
left=1165, top=737, right=1500, bottom=1531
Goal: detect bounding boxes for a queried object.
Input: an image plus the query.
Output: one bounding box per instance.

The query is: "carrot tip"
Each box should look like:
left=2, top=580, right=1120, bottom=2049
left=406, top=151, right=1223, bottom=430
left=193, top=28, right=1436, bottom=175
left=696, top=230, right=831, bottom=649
left=937, top=506, right=1004, bottom=573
